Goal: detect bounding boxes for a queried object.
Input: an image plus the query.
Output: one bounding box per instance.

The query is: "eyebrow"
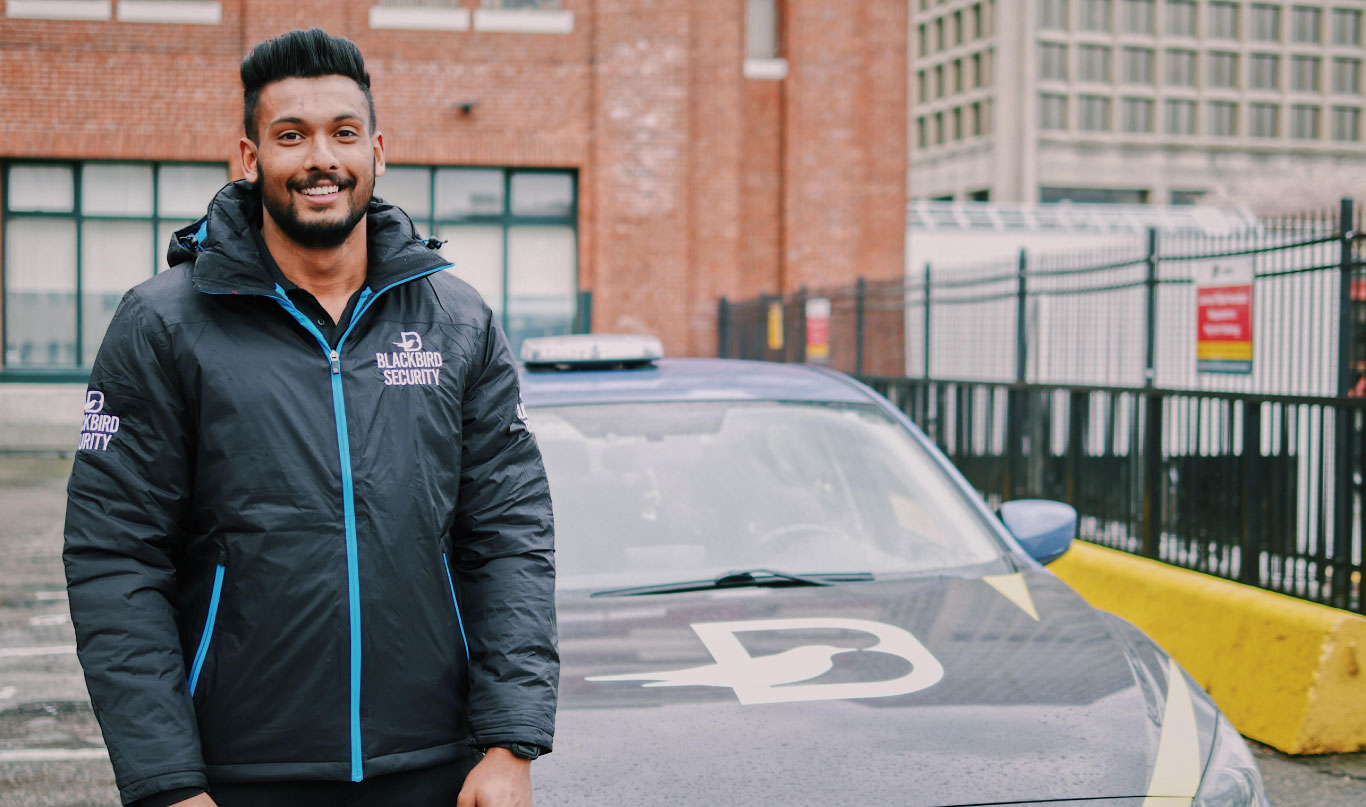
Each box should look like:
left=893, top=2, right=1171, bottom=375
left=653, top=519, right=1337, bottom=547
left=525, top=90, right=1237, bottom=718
left=268, top=114, right=365, bottom=129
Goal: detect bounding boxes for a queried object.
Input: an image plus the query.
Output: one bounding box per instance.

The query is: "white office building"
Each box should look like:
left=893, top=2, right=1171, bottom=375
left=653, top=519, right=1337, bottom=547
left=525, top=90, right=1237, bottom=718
left=910, top=0, right=1366, bottom=206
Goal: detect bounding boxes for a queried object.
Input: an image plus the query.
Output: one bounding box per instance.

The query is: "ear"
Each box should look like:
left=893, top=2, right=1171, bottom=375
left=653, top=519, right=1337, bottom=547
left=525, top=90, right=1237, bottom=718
left=372, top=131, right=386, bottom=178
left=239, top=136, right=260, bottom=183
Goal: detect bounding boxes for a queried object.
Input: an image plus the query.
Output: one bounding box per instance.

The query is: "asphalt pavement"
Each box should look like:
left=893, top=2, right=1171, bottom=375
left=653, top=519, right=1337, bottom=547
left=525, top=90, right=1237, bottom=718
left=0, top=454, right=1363, bottom=807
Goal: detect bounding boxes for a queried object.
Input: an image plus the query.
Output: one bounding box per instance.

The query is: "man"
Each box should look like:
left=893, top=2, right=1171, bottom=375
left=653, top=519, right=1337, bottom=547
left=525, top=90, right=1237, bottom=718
left=63, top=29, right=557, bottom=807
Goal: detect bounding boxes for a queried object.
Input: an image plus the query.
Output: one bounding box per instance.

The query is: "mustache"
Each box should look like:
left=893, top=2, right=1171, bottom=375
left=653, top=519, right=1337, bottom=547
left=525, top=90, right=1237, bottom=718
left=286, top=173, right=356, bottom=193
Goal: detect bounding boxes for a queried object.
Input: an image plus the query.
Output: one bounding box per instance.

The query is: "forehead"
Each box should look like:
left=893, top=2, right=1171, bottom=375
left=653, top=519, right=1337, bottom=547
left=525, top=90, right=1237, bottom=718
left=256, top=75, right=369, bottom=126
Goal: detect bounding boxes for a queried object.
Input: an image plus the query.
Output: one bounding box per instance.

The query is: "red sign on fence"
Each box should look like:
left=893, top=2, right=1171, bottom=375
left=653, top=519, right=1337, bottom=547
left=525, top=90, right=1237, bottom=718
left=805, top=297, right=831, bottom=364
left=1196, top=260, right=1254, bottom=375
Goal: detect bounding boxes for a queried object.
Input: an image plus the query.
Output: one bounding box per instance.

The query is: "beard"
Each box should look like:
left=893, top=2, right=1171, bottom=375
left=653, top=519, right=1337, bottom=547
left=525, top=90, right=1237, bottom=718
left=260, top=167, right=373, bottom=249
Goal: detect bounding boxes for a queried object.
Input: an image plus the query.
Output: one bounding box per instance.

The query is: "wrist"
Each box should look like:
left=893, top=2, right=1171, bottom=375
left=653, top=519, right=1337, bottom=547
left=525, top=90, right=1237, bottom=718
left=483, top=742, right=541, bottom=761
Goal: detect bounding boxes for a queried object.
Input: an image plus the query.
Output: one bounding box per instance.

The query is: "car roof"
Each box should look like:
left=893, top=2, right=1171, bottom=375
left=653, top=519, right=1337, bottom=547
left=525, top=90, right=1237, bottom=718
left=519, top=358, right=876, bottom=407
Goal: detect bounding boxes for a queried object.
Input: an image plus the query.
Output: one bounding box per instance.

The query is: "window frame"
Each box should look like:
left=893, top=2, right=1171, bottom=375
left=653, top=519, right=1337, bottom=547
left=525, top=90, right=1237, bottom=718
left=1, top=158, right=229, bottom=381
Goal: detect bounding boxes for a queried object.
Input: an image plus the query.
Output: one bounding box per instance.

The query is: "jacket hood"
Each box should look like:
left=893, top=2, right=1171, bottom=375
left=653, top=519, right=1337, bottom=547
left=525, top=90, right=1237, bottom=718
left=167, top=180, right=448, bottom=295
left=538, top=571, right=1212, bottom=807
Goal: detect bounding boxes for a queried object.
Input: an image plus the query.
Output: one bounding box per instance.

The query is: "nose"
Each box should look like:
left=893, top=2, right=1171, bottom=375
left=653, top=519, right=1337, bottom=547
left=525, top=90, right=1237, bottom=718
left=304, top=134, right=340, bottom=172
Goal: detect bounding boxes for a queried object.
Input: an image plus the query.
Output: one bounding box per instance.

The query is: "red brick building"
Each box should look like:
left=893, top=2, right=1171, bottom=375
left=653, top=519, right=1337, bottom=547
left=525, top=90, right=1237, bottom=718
left=0, top=0, right=906, bottom=379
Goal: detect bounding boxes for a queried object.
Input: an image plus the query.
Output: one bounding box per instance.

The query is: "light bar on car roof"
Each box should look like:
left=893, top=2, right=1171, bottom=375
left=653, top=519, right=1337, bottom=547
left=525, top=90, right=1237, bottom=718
left=520, top=334, right=664, bottom=370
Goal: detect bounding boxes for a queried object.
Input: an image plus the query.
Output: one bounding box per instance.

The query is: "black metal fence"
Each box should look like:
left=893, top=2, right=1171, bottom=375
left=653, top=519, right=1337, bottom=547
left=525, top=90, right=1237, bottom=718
left=717, top=200, right=1366, bottom=613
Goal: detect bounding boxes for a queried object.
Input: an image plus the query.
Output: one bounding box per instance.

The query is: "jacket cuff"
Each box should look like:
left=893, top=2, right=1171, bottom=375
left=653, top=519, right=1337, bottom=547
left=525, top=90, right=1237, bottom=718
left=468, top=722, right=555, bottom=755
left=132, top=786, right=207, bottom=807
left=119, top=771, right=209, bottom=806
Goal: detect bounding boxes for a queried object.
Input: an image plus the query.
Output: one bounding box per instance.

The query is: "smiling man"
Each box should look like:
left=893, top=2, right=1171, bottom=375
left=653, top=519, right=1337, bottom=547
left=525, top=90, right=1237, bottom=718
left=63, top=29, right=557, bottom=807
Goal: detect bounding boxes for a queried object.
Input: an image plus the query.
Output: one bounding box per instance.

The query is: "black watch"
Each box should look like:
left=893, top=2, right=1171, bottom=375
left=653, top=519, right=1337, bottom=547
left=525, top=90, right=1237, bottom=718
left=489, top=742, right=542, bottom=760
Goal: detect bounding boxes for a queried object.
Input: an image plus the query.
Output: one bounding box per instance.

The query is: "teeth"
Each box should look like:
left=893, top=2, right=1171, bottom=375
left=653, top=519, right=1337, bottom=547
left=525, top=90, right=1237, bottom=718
left=302, top=185, right=340, bottom=196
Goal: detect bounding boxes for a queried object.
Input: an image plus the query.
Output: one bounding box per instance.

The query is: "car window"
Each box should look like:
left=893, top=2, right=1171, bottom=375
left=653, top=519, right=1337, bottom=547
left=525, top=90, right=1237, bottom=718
left=530, top=401, right=1004, bottom=591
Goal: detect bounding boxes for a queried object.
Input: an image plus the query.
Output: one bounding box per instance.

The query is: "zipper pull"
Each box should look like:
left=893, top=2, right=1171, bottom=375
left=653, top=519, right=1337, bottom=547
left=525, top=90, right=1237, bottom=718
left=329, top=350, right=341, bottom=375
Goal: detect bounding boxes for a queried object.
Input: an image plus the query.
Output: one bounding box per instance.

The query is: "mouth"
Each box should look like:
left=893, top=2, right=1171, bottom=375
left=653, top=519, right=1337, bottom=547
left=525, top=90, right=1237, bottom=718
left=298, top=183, right=344, bottom=205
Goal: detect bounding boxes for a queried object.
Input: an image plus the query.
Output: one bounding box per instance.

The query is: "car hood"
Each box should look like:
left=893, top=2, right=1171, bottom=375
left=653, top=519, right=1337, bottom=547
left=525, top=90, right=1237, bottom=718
left=536, top=570, right=1200, bottom=807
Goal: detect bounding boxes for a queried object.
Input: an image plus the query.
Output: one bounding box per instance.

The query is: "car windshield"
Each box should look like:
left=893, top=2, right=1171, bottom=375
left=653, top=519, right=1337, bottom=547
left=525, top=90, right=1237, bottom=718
left=529, top=400, right=1005, bottom=591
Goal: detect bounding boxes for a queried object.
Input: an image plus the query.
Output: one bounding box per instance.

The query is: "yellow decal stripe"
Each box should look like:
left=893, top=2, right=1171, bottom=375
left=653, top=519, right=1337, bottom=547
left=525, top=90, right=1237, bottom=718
left=983, top=573, right=1039, bottom=621
left=1143, top=657, right=1203, bottom=806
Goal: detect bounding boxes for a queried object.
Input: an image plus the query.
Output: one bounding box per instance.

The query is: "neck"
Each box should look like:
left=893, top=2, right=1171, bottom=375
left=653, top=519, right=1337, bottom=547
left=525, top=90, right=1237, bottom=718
left=261, top=214, right=369, bottom=318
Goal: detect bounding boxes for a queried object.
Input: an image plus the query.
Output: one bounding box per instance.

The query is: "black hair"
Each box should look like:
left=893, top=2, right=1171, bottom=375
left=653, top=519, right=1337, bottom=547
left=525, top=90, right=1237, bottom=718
left=240, top=28, right=375, bottom=141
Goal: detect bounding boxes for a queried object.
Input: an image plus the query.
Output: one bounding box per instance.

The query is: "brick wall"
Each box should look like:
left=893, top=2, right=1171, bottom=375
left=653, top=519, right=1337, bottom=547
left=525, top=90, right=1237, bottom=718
left=0, top=0, right=905, bottom=360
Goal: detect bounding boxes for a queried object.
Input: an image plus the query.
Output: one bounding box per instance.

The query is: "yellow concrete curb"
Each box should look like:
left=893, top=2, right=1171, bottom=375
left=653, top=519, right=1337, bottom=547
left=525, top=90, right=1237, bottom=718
left=1050, top=541, right=1366, bottom=754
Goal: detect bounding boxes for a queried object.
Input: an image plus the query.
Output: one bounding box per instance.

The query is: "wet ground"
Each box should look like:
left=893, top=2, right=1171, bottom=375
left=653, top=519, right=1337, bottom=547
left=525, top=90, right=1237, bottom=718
left=1, top=454, right=1363, bottom=806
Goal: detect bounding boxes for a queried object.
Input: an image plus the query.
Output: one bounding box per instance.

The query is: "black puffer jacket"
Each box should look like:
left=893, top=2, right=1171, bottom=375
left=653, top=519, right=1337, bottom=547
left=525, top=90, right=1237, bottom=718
left=63, top=181, right=558, bottom=805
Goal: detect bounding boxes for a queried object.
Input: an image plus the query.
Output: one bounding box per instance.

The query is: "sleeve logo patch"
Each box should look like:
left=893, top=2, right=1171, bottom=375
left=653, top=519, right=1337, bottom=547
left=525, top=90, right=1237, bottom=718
left=78, top=390, right=121, bottom=451
left=377, top=330, right=443, bottom=386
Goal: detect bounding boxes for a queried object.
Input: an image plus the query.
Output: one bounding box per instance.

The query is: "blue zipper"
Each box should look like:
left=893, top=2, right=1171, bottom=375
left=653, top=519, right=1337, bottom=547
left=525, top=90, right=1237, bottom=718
left=267, top=265, right=450, bottom=782
left=441, top=552, right=471, bottom=663
left=188, top=562, right=226, bottom=697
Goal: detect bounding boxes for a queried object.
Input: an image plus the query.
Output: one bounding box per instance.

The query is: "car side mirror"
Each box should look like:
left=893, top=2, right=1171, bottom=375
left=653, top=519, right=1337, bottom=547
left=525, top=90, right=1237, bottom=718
left=999, top=500, right=1077, bottom=565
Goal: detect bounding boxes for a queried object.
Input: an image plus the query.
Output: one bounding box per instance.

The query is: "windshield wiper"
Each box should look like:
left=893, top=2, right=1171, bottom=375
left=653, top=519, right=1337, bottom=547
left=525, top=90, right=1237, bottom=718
left=590, top=568, right=875, bottom=598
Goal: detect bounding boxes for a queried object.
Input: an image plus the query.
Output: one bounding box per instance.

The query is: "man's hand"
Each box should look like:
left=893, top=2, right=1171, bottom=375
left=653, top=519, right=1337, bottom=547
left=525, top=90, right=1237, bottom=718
left=456, top=747, right=532, bottom=807
left=169, top=795, right=216, bottom=807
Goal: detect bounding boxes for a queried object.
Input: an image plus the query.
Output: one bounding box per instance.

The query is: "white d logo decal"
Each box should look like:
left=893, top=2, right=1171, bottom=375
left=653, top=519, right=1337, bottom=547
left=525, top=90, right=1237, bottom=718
left=588, top=617, right=944, bottom=705
left=85, top=391, right=105, bottom=413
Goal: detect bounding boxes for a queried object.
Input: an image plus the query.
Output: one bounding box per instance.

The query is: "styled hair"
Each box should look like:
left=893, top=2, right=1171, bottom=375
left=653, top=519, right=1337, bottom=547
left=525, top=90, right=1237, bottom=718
left=240, top=28, right=375, bottom=141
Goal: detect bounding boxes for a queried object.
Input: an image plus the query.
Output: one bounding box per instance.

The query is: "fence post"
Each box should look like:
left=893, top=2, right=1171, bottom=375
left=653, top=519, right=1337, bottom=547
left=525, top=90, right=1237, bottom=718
left=717, top=296, right=730, bottom=358
left=855, top=276, right=867, bottom=375
left=1332, top=198, right=1356, bottom=605
left=1240, top=399, right=1262, bottom=586
left=1140, top=227, right=1163, bottom=559
left=1015, top=249, right=1028, bottom=383
left=923, top=262, right=932, bottom=381
left=797, top=286, right=808, bottom=364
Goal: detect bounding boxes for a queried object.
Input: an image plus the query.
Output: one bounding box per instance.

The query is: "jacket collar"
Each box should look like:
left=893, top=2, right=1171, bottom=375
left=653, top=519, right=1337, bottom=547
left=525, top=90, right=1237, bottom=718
left=169, top=180, right=449, bottom=296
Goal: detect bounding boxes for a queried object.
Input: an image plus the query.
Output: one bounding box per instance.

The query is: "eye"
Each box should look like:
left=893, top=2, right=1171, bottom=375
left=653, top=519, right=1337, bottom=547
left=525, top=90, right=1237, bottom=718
left=336, top=128, right=360, bottom=139
left=278, top=132, right=303, bottom=142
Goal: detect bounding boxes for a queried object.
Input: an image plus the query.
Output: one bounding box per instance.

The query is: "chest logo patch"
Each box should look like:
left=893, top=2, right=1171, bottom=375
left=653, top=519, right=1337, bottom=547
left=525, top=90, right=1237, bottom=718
left=587, top=617, right=944, bottom=705
left=377, top=330, right=443, bottom=386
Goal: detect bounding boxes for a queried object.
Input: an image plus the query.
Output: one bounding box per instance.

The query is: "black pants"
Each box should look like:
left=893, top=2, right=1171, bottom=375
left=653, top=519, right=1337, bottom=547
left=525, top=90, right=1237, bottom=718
left=208, top=756, right=481, bottom=807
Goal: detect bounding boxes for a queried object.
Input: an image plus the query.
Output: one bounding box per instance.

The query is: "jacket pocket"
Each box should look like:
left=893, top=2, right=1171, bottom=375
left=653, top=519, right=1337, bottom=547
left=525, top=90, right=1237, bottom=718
left=188, top=561, right=226, bottom=697
left=442, top=552, right=471, bottom=664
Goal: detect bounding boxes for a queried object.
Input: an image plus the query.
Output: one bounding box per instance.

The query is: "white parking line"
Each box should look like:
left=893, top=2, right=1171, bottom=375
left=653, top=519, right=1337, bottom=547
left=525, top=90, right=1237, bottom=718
left=33, top=591, right=68, bottom=601
left=0, top=686, right=15, bottom=700
left=0, top=748, right=108, bottom=763
left=30, top=613, right=71, bottom=627
left=0, top=645, right=77, bottom=658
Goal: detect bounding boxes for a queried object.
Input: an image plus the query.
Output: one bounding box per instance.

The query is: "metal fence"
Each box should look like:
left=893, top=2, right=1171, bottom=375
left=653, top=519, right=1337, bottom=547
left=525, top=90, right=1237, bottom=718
left=716, top=199, right=1365, bottom=614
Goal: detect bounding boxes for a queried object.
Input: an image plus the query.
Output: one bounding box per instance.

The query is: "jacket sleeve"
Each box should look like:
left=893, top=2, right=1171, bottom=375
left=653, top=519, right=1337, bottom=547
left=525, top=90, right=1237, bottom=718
left=450, top=313, right=558, bottom=752
left=63, top=291, right=207, bottom=804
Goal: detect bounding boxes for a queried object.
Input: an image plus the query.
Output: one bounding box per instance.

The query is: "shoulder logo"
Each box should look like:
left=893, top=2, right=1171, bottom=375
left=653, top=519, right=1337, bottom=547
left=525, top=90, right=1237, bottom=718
left=78, top=390, right=120, bottom=451
left=393, top=331, right=423, bottom=352
left=377, top=330, right=443, bottom=386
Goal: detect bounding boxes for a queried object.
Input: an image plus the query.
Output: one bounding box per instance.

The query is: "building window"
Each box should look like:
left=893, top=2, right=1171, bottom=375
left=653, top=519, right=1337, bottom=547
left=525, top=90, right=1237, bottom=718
left=1040, top=0, right=1069, bottom=30
left=1165, top=98, right=1197, bottom=133
left=936, top=17, right=945, bottom=51
left=375, top=167, right=579, bottom=352
left=1209, top=101, right=1238, bottom=136
left=1332, top=106, right=1361, bottom=141
left=1208, top=2, right=1239, bottom=39
left=1040, top=42, right=1069, bottom=80
left=1040, top=187, right=1149, bottom=204
left=972, top=3, right=985, bottom=37
left=1165, top=0, right=1195, bottom=35
left=1250, top=3, right=1280, bottom=41
left=1333, top=58, right=1361, bottom=93
left=1208, top=52, right=1239, bottom=88
left=953, top=59, right=964, bottom=93
left=1121, top=97, right=1154, bottom=132
left=1290, top=104, right=1320, bottom=139
left=918, top=24, right=928, bottom=56
left=1079, top=95, right=1112, bottom=131
left=746, top=0, right=779, bottom=59
left=1251, top=102, right=1281, bottom=137
left=1040, top=93, right=1069, bottom=130
left=1291, top=6, right=1321, bottom=43
left=917, top=117, right=929, bottom=148
left=1080, top=0, right=1111, bottom=32
left=1123, top=47, right=1154, bottom=83
left=935, top=112, right=946, bottom=144
left=1121, top=0, right=1152, bottom=33
left=971, top=101, right=984, bottom=135
left=952, top=107, right=964, bottom=140
left=954, top=10, right=964, bottom=45
left=1079, top=45, right=1112, bottom=82
left=918, top=70, right=929, bottom=102
left=2, top=161, right=229, bottom=373
left=1250, top=54, right=1280, bottom=90
left=1292, top=55, right=1321, bottom=92
left=1171, top=190, right=1205, bottom=205
left=972, top=52, right=984, bottom=87
left=1166, top=48, right=1196, bottom=85
left=936, top=65, right=946, bottom=97
left=1333, top=8, right=1362, bottom=45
